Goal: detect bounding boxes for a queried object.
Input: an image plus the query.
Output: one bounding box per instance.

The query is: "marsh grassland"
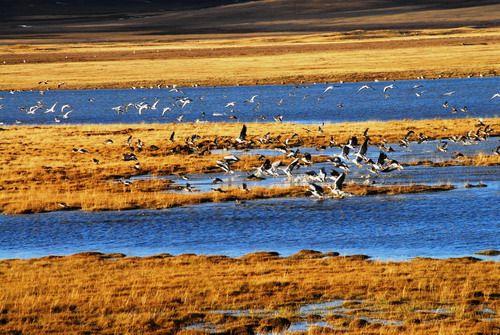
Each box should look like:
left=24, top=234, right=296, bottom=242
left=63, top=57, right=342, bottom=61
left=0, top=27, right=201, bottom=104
left=1, top=2, right=499, bottom=334
left=0, top=253, right=498, bottom=334
left=0, top=118, right=497, bottom=214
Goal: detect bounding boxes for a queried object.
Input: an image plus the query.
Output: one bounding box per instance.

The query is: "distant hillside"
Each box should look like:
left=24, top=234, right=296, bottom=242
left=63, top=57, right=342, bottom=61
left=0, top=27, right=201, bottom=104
left=0, top=0, right=248, bottom=17
left=1, top=0, right=499, bottom=41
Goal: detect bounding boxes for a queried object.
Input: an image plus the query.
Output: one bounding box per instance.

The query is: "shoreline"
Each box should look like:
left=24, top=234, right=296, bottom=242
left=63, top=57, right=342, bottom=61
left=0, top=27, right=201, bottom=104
left=1, top=71, right=498, bottom=92
left=0, top=118, right=498, bottom=215
left=0, top=183, right=455, bottom=215
left=2, top=249, right=499, bottom=263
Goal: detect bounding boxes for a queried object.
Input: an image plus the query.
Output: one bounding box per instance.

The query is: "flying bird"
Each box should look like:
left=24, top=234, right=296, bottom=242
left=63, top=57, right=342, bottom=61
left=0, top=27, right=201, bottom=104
left=236, top=124, right=247, bottom=143
left=245, top=95, right=258, bottom=103
left=383, top=84, right=395, bottom=93
left=323, top=86, right=335, bottom=93
left=490, top=92, right=500, bottom=100
left=357, top=85, right=373, bottom=93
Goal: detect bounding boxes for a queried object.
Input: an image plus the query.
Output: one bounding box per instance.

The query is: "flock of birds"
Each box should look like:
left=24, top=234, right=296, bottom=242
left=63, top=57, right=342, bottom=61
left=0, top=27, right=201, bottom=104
left=1, top=81, right=499, bottom=125
left=108, top=119, right=496, bottom=199
left=2, top=80, right=497, bottom=199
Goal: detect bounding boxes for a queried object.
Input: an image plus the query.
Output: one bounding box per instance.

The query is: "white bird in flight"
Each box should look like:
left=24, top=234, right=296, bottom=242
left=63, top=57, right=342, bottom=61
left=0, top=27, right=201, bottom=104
left=61, top=104, right=72, bottom=113
left=357, top=85, right=373, bottom=93
left=137, top=104, right=148, bottom=115
left=225, top=102, right=236, bottom=108
left=27, top=105, right=40, bottom=114
left=245, top=95, right=258, bottom=103
left=45, top=102, right=57, bottom=113
left=383, top=84, right=395, bottom=93
left=151, top=99, right=160, bottom=110
left=490, top=92, right=500, bottom=100
left=443, top=91, right=456, bottom=96
left=161, top=107, right=171, bottom=116
left=323, top=86, right=334, bottom=93
left=179, top=98, right=191, bottom=109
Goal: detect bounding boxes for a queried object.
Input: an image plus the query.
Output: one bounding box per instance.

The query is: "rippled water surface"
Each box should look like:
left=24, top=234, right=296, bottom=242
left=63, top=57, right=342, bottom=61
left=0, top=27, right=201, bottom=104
left=1, top=77, right=498, bottom=125
left=1, top=182, right=498, bottom=260
left=0, top=77, right=498, bottom=260
left=149, top=138, right=499, bottom=192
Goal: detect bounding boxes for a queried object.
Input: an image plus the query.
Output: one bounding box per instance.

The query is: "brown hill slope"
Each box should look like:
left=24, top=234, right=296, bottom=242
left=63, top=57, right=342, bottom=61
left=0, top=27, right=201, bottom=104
left=1, top=0, right=499, bottom=42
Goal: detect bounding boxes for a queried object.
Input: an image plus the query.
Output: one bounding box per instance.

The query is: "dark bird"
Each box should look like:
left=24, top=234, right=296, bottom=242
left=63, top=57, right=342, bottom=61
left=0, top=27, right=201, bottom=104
left=181, top=183, right=194, bottom=192
left=301, top=152, right=313, bottom=165
left=216, top=160, right=233, bottom=174
left=223, top=154, right=240, bottom=165
left=332, top=172, right=346, bottom=191
left=242, top=183, right=249, bottom=192
left=211, top=177, right=223, bottom=184
left=341, top=145, right=350, bottom=159
left=377, top=152, right=388, bottom=166
left=72, top=147, right=88, bottom=154
left=347, top=136, right=358, bottom=148
left=437, top=141, right=448, bottom=152
left=282, top=158, right=300, bottom=177
left=123, top=152, right=138, bottom=161
left=417, top=133, right=429, bottom=143
left=357, top=138, right=369, bottom=159
left=236, top=124, right=247, bottom=143
left=308, top=183, right=324, bottom=198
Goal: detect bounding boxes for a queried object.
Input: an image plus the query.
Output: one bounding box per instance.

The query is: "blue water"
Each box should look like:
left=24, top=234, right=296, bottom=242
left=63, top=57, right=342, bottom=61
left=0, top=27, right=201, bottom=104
left=0, top=77, right=498, bottom=260
left=0, top=183, right=498, bottom=260
left=155, top=138, right=499, bottom=192
left=0, top=77, right=498, bottom=125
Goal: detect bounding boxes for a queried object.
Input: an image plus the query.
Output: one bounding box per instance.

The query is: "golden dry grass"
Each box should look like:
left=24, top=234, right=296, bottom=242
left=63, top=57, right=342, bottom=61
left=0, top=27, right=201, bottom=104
left=408, top=153, right=500, bottom=167
left=1, top=27, right=499, bottom=90
left=0, top=183, right=454, bottom=214
left=0, top=254, right=498, bottom=334
left=469, top=153, right=500, bottom=166
left=0, top=118, right=496, bottom=214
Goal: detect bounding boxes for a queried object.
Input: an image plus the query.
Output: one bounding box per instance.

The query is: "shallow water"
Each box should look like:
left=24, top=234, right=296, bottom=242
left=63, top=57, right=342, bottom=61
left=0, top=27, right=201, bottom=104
left=299, top=300, right=345, bottom=315
left=0, top=78, right=498, bottom=260
left=213, top=137, right=499, bottom=162
left=287, top=321, right=334, bottom=332
left=135, top=138, right=499, bottom=193
left=1, top=77, right=498, bottom=125
left=0, top=183, right=498, bottom=259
